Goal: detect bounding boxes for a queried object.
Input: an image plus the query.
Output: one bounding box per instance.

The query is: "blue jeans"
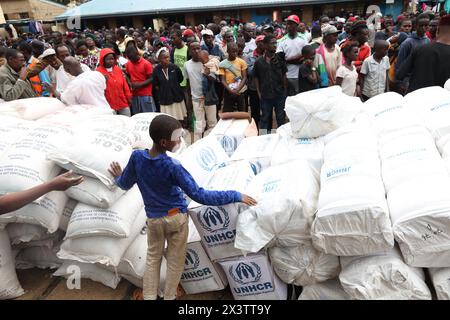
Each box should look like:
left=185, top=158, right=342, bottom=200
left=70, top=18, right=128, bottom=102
left=260, top=96, right=286, bottom=134
left=131, top=96, right=156, bottom=115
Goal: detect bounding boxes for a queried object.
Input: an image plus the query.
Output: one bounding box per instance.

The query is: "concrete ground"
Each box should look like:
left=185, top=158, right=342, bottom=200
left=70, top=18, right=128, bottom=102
left=14, top=268, right=233, bottom=300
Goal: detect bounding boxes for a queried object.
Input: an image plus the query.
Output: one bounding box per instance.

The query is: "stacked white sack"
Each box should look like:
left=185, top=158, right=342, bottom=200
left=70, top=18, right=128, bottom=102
left=37, top=104, right=113, bottom=124
left=298, top=279, right=350, bottom=300
left=404, top=86, right=450, bottom=141
left=209, top=119, right=251, bottom=156
left=0, top=230, right=24, bottom=299
left=271, top=123, right=324, bottom=175
left=428, top=268, right=450, bottom=300
left=188, top=161, right=254, bottom=261
left=445, top=79, right=450, bottom=91
left=218, top=253, right=287, bottom=300
left=180, top=219, right=228, bottom=295
left=339, top=247, right=431, bottom=300
left=0, top=97, right=65, bottom=120
left=47, top=115, right=137, bottom=188
left=230, top=134, right=279, bottom=174
left=176, top=136, right=230, bottom=187
left=379, top=126, right=450, bottom=267
left=235, top=160, right=319, bottom=253
left=363, top=92, right=423, bottom=137
left=268, top=242, right=340, bottom=286
left=285, top=86, right=361, bottom=138
left=65, top=185, right=143, bottom=239
left=57, top=208, right=146, bottom=267
left=0, top=116, right=34, bottom=157
left=311, top=124, right=394, bottom=256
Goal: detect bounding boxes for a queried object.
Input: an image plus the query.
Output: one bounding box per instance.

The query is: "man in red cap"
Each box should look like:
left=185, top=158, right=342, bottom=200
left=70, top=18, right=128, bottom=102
left=276, top=14, right=308, bottom=96
left=397, top=15, right=450, bottom=92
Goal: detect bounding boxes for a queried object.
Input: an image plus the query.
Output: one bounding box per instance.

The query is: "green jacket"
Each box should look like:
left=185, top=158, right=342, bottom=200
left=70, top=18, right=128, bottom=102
left=0, top=64, right=37, bottom=101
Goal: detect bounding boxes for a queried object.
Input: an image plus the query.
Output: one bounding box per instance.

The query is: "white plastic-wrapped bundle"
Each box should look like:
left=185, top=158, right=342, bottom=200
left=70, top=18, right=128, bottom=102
left=235, top=160, right=319, bottom=253
left=271, top=123, right=324, bottom=175
left=285, top=86, right=361, bottom=138
left=58, top=209, right=146, bottom=267
left=47, top=115, right=137, bottom=188
left=339, top=247, right=431, bottom=300
left=268, top=241, right=340, bottom=286
left=53, top=260, right=121, bottom=289
left=1, top=97, right=66, bottom=120
left=218, top=253, right=287, bottom=300
left=429, top=268, right=450, bottom=300
left=230, top=134, right=279, bottom=174
left=0, top=230, right=24, bottom=300
left=210, top=119, right=250, bottom=156
left=0, top=191, right=68, bottom=233
left=380, top=127, right=450, bottom=267
left=176, top=136, right=230, bottom=187
left=65, top=185, right=143, bottom=239
left=363, top=92, right=422, bottom=137
left=188, top=161, right=254, bottom=261
left=405, top=86, right=450, bottom=140
left=298, top=279, right=350, bottom=300
left=312, top=125, right=393, bottom=256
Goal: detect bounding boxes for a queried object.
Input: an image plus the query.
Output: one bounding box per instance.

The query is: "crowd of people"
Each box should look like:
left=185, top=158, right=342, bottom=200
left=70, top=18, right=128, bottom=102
left=1, top=10, right=450, bottom=137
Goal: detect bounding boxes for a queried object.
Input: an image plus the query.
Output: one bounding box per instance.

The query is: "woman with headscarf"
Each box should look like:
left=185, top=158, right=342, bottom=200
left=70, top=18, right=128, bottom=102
left=152, top=47, right=186, bottom=124
left=96, top=48, right=132, bottom=116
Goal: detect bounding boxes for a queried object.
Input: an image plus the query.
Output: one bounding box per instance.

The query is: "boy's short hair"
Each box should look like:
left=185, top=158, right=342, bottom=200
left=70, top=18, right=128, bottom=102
left=302, top=45, right=315, bottom=56
left=342, top=41, right=359, bottom=57
left=149, top=115, right=182, bottom=144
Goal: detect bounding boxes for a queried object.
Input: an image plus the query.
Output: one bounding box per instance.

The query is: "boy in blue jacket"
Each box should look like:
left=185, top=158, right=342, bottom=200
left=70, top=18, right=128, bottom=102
left=109, top=114, right=256, bottom=300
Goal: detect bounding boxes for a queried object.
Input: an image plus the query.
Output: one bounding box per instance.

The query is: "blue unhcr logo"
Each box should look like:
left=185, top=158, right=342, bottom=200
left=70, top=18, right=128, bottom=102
left=229, top=262, right=262, bottom=285
left=184, top=249, right=200, bottom=270
left=196, top=147, right=218, bottom=171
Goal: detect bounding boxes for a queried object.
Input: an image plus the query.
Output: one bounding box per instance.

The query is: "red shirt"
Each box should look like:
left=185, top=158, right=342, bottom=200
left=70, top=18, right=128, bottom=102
left=125, top=57, right=153, bottom=96
left=340, top=40, right=371, bottom=72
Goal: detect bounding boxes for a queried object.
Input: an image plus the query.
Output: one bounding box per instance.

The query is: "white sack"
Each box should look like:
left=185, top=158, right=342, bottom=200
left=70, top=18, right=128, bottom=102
left=7, top=223, right=48, bottom=245
left=235, top=160, right=319, bottom=253
left=298, top=279, right=350, bottom=300
left=218, top=253, right=287, bottom=300
left=53, top=260, right=121, bottom=289
left=0, top=230, right=24, bottom=300
left=210, top=119, right=250, bottom=156
left=285, top=86, right=361, bottom=138
left=0, top=116, right=33, bottom=156
left=57, top=209, right=146, bottom=267
left=2, top=97, right=65, bottom=120
left=59, top=199, right=77, bottom=232
left=339, top=247, right=431, bottom=300
left=429, top=268, right=450, bottom=300
left=268, top=242, right=340, bottom=286
left=188, top=161, right=254, bottom=261
left=16, top=243, right=63, bottom=270
left=230, top=134, right=279, bottom=174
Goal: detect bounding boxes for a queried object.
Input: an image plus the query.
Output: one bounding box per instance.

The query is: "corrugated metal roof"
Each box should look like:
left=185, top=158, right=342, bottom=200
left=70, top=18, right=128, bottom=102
left=56, top=0, right=354, bottom=19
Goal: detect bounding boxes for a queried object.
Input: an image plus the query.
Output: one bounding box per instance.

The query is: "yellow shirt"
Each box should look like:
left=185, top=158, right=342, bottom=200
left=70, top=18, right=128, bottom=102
left=218, top=58, right=248, bottom=92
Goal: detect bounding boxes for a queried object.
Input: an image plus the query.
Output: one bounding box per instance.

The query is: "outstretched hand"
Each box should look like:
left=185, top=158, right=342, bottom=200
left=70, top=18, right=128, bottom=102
left=109, top=161, right=123, bottom=178
left=241, top=194, right=257, bottom=206
left=48, top=171, right=84, bottom=191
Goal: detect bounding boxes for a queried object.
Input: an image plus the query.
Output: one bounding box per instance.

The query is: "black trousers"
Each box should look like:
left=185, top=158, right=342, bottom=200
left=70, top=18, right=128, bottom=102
left=248, top=89, right=261, bottom=128
left=223, top=90, right=247, bottom=113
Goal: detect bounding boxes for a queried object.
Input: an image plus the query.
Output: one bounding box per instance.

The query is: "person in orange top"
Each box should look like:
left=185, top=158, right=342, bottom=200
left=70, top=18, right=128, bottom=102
left=96, top=48, right=132, bottom=116
left=340, top=21, right=371, bottom=73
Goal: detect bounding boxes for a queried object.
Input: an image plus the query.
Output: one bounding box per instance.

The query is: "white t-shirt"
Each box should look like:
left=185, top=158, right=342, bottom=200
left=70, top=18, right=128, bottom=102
left=336, top=65, right=358, bottom=97
left=55, top=63, right=91, bottom=94
left=61, top=70, right=110, bottom=108
left=360, top=55, right=390, bottom=98
left=276, top=34, right=307, bottom=79
left=243, top=38, right=257, bottom=58
left=184, top=59, right=204, bottom=100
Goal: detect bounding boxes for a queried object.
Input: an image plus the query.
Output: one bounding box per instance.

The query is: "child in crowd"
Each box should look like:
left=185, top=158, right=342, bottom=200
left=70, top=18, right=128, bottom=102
left=218, top=42, right=248, bottom=112
left=298, top=45, right=319, bottom=93
left=109, top=115, right=257, bottom=301
left=199, top=50, right=220, bottom=103
left=360, top=40, right=390, bottom=101
left=336, top=42, right=359, bottom=96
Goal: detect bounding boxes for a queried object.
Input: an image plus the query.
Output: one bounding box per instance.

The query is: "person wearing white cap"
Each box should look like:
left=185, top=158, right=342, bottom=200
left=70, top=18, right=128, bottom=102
left=316, top=24, right=342, bottom=86
left=40, top=48, right=60, bottom=90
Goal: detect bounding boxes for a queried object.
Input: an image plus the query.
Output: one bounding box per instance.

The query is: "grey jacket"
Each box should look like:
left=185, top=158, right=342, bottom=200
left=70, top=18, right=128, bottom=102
left=0, top=64, right=37, bottom=101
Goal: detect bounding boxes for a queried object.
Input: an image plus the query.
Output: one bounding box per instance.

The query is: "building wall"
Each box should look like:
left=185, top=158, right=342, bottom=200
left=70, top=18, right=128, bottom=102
left=1, top=0, right=66, bottom=21
left=0, top=4, right=6, bottom=24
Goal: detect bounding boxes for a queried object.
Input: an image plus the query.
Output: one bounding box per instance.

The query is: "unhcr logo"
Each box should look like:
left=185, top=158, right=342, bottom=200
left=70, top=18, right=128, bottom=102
left=221, top=136, right=237, bottom=154
left=198, top=207, right=230, bottom=233
left=184, top=249, right=200, bottom=270
left=229, top=262, right=262, bottom=285
left=196, top=147, right=217, bottom=171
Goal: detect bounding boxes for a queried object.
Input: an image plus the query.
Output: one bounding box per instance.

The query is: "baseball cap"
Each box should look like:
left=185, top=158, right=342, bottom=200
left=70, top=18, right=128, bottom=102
left=263, top=24, right=274, bottom=30
left=40, top=48, right=56, bottom=59
left=286, top=15, right=300, bottom=25
left=322, top=24, right=338, bottom=37
left=201, top=29, right=214, bottom=37
left=182, top=29, right=195, bottom=37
